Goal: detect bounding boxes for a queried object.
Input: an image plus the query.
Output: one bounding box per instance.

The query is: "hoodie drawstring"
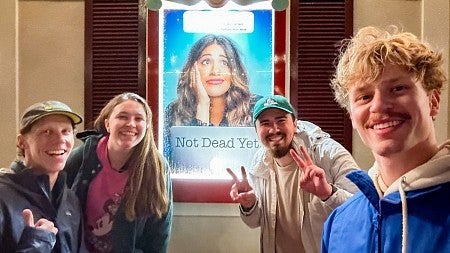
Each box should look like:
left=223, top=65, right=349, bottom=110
left=398, top=176, right=408, bottom=253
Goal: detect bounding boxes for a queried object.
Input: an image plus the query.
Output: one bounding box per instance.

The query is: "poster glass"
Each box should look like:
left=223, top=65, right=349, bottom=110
left=158, top=2, right=274, bottom=179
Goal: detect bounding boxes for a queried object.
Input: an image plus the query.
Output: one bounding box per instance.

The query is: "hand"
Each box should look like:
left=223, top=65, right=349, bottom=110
left=191, top=62, right=210, bottom=123
left=22, top=209, right=58, bottom=235
left=226, top=166, right=256, bottom=210
left=290, top=146, right=333, bottom=201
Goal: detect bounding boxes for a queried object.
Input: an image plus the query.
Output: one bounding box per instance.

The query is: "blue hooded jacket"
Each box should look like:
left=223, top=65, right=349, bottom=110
left=322, top=141, right=450, bottom=253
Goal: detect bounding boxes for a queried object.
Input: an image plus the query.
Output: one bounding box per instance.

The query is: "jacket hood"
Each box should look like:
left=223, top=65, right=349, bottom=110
left=368, top=140, right=450, bottom=196
left=76, top=130, right=103, bottom=141
left=10, top=160, right=27, bottom=173
left=366, top=140, right=450, bottom=253
left=0, top=162, right=41, bottom=198
left=1, top=160, right=67, bottom=196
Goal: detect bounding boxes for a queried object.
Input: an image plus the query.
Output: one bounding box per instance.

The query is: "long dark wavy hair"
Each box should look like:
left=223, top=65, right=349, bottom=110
left=169, top=34, right=253, bottom=126
left=94, top=92, right=169, bottom=220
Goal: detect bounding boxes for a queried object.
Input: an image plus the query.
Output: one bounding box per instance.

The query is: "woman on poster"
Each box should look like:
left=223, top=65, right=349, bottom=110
left=163, top=34, right=261, bottom=158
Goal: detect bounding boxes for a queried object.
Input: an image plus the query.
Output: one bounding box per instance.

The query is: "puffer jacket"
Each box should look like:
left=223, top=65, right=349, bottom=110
left=322, top=140, right=450, bottom=253
left=0, top=161, right=82, bottom=252
left=241, top=120, right=359, bottom=253
left=64, top=131, right=173, bottom=253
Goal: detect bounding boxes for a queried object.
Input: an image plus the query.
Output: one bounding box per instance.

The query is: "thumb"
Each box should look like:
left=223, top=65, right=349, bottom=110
left=22, top=209, right=35, bottom=227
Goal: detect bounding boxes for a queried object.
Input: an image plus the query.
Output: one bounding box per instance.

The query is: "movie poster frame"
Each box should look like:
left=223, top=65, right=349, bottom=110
left=147, top=4, right=286, bottom=202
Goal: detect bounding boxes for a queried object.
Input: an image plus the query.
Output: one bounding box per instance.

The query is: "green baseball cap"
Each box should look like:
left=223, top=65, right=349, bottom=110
left=253, top=95, right=295, bottom=124
left=20, top=100, right=83, bottom=134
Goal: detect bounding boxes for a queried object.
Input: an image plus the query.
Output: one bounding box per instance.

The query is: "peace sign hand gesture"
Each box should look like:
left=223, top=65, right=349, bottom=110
left=227, top=166, right=256, bottom=210
left=290, top=146, right=333, bottom=201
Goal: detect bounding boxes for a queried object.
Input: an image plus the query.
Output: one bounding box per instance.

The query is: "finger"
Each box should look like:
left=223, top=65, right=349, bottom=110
left=189, top=68, right=195, bottom=88
left=191, top=62, right=199, bottom=89
left=290, top=149, right=307, bottom=171
left=35, top=219, right=58, bottom=235
left=240, top=191, right=257, bottom=206
left=195, top=62, right=201, bottom=81
left=306, top=169, right=317, bottom=184
left=312, top=168, right=326, bottom=182
left=35, top=218, right=53, bottom=228
left=240, top=166, right=248, bottom=181
left=299, top=146, right=313, bottom=164
left=226, top=168, right=239, bottom=183
left=229, top=187, right=238, bottom=200
left=22, top=209, right=35, bottom=227
left=230, top=188, right=242, bottom=201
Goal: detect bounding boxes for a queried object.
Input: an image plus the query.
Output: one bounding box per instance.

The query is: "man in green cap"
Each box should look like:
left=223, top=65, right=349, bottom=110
left=0, top=100, right=83, bottom=252
left=227, top=95, right=359, bottom=253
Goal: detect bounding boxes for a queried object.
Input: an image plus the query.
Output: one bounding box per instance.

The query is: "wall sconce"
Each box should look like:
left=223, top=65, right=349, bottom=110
left=146, top=0, right=289, bottom=10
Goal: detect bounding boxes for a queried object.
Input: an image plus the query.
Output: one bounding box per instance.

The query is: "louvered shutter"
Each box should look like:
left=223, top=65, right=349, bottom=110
left=84, top=0, right=146, bottom=128
left=291, top=0, right=353, bottom=151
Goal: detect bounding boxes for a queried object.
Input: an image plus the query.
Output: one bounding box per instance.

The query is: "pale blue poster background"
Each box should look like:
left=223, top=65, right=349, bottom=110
left=160, top=9, right=274, bottom=178
left=162, top=9, right=274, bottom=109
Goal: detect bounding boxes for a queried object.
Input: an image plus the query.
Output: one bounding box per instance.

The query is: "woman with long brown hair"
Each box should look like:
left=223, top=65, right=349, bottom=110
left=163, top=34, right=261, bottom=158
left=65, top=92, right=172, bottom=253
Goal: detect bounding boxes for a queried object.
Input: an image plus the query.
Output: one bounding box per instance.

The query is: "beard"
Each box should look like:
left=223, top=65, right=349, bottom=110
left=269, top=143, right=293, bottom=158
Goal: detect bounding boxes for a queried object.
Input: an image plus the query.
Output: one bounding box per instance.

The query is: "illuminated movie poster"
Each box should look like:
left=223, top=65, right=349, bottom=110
left=159, top=3, right=274, bottom=179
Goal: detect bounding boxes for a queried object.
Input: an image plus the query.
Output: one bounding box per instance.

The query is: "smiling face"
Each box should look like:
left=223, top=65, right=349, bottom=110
left=348, top=63, right=440, bottom=158
left=255, top=108, right=297, bottom=158
left=17, top=114, right=75, bottom=175
left=196, top=43, right=232, bottom=98
left=105, top=99, right=147, bottom=153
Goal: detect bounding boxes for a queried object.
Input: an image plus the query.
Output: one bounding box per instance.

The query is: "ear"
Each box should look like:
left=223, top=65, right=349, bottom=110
left=292, top=117, right=300, bottom=133
left=347, top=110, right=357, bottom=129
left=16, top=134, right=27, bottom=150
left=104, top=119, right=110, bottom=133
left=429, top=89, right=440, bottom=119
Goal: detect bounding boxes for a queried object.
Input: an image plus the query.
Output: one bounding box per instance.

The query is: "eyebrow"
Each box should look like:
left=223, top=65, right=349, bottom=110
left=351, top=84, right=370, bottom=95
left=117, top=111, right=145, bottom=117
left=259, top=114, right=288, bottom=122
left=199, top=53, right=228, bottom=59
left=380, top=76, right=402, bottom=85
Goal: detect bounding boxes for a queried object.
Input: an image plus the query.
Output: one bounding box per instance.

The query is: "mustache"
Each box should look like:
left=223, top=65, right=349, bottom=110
left=365, top=112, right=410, bottom=128
left=266, top=132, right=284, bottom=139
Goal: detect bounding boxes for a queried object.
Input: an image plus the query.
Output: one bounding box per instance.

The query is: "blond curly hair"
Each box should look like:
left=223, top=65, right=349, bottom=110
left=331, top=25, right=447, bottom=111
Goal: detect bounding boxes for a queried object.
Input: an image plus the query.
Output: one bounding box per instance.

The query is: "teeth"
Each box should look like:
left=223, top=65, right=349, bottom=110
left=268, top=135, right=283, bottom=142
left=122, top=131, right=136, bottom=136
left=373, top=120, right=401, bottom=130
left=47, top=150, right=65, bottom=155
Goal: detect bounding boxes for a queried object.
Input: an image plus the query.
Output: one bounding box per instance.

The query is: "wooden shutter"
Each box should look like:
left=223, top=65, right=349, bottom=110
left=290, top=0, right=353, bottom=151
left=84, top=0, right=146, bottom=128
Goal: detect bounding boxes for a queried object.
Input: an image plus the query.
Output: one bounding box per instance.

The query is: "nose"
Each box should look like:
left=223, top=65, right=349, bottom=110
left=267, top=122, right=279, bottom=134
left=211, top=59, right=226, bottom=75
left=54, top=131, right=65, bottom=141
left=52, top=130, right=73, bottom=144
left=210, top=62, right=219, bottom=75
left=126, top=118, right=137, bottom=127
left=369, top=90, right=393, bottom=113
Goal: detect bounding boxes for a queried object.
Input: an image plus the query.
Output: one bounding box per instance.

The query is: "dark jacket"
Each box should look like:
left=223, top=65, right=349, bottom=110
left=0, top=161, right=82, bottom=253
left=64, top=132, right=173, bottom=253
